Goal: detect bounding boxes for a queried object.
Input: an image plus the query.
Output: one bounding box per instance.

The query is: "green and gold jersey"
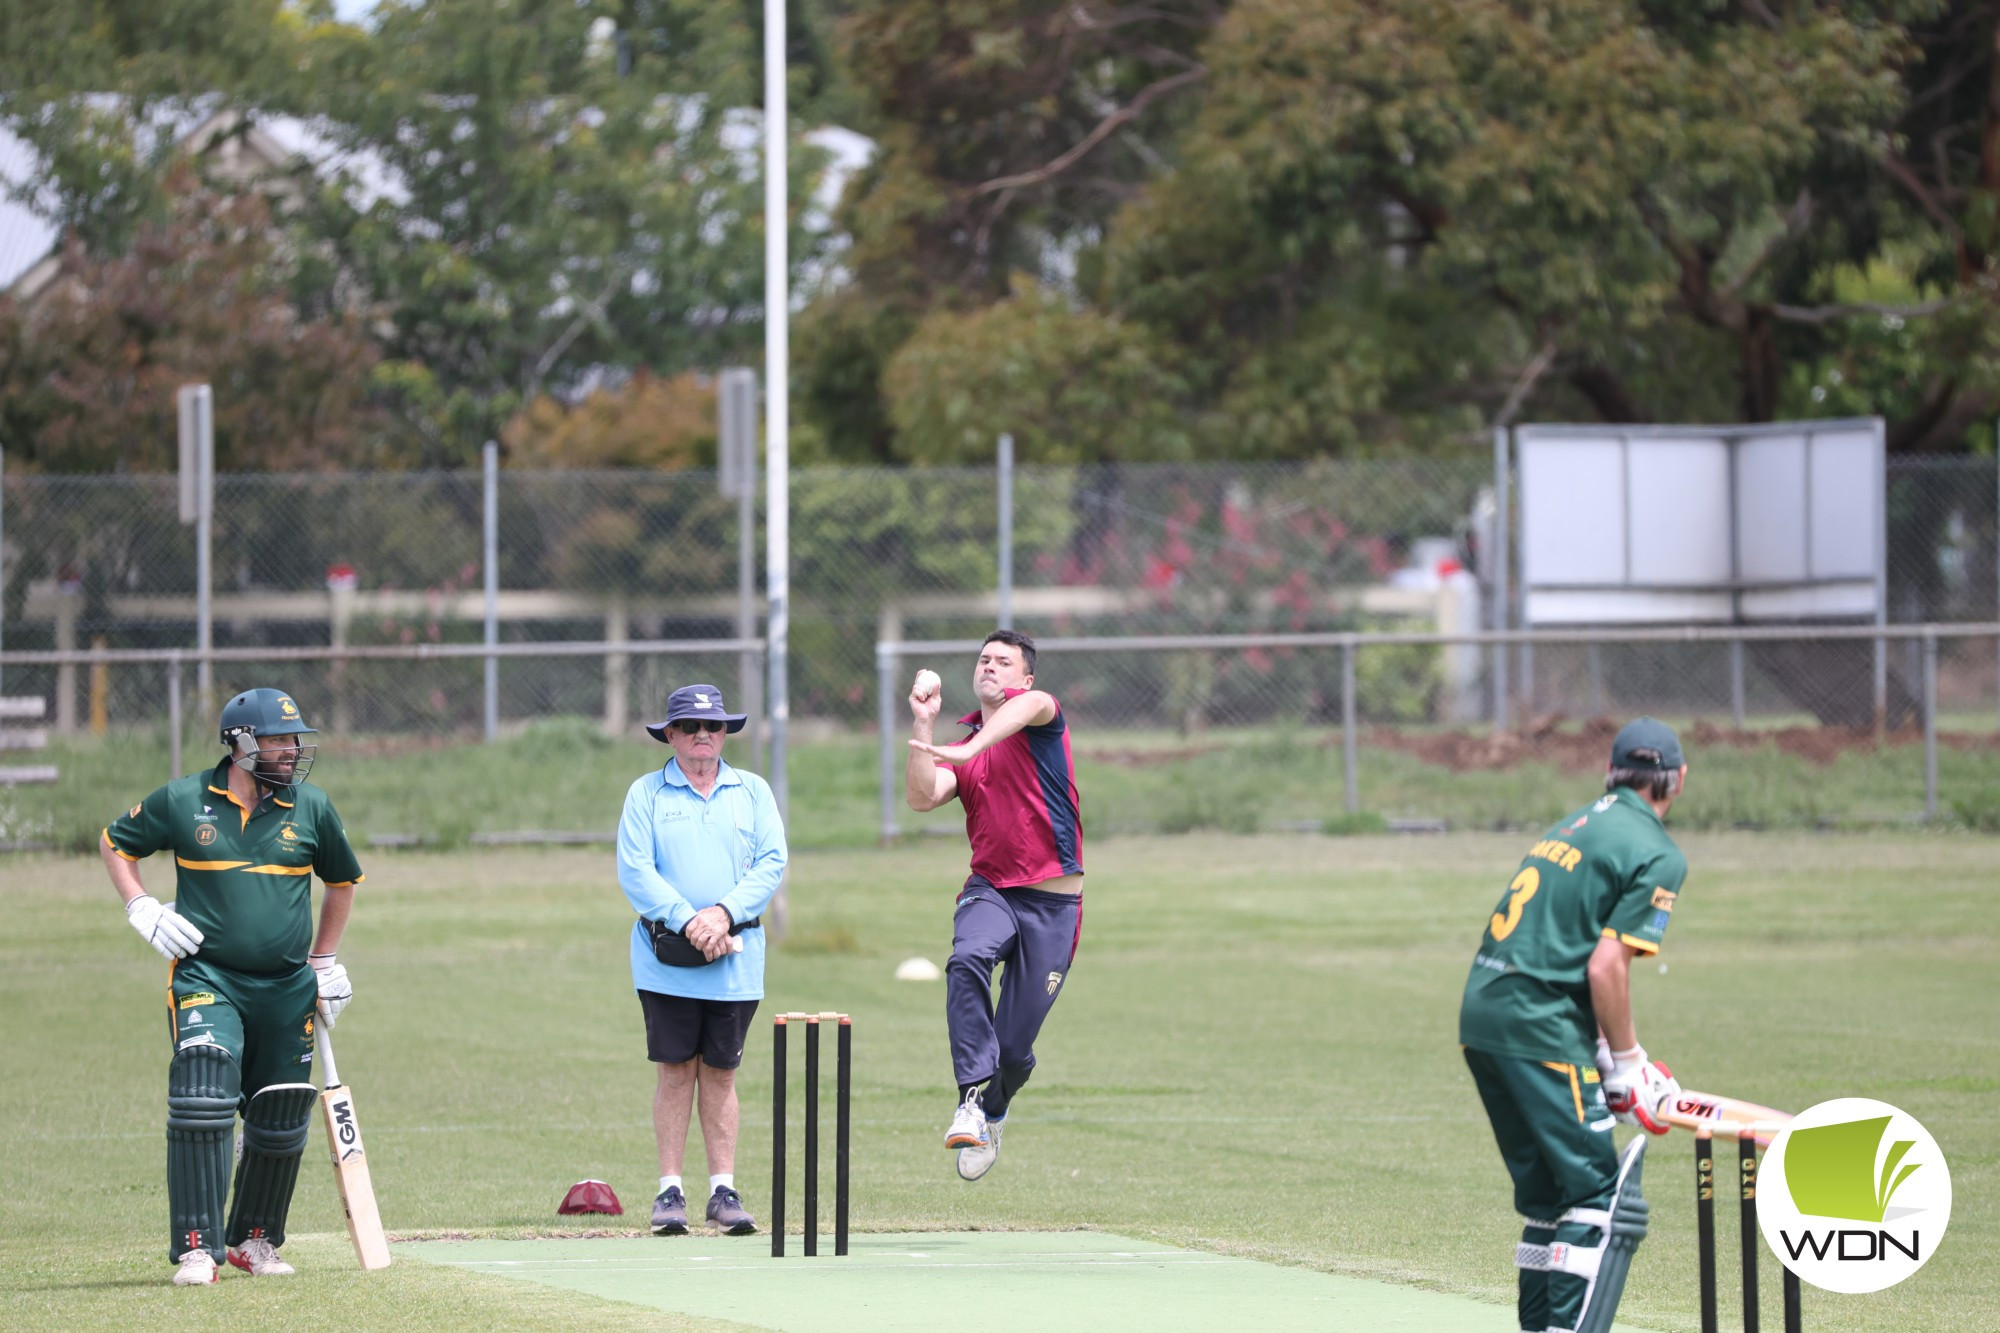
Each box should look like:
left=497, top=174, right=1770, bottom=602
left=104, top=760, right=364, bottom=976
left=1458, top=786, right=1687, bottom=1062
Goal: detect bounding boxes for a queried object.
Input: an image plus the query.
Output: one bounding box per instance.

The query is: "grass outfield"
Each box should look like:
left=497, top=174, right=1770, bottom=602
left=6, top=717, right=2000, bottom=853
left=0, top=833, right=1992, bottom=1331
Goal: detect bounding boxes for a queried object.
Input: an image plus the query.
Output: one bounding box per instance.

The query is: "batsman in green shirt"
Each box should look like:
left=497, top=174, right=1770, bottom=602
left=100, top=688, right=365, bottom=1287
left=1459, top=718, right=1690, bottom=1333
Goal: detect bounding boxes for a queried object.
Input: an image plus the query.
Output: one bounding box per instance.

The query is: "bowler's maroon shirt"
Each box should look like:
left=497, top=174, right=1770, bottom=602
left=942, top=688, right=1084, bottom=888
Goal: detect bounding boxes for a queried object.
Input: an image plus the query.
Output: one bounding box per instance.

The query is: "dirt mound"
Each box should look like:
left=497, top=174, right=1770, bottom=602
left=1368, top=716, right=1997, bottom=773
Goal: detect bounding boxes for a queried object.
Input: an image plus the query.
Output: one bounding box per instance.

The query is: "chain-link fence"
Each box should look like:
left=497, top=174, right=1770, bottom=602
left=3, top=457, right=1996, bottom=839
left=876, top=623, right=2000, bottom=840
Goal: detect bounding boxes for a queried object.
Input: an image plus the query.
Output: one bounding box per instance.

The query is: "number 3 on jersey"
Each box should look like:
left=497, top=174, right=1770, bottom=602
left=1488, top=866, right=1541, bottom=942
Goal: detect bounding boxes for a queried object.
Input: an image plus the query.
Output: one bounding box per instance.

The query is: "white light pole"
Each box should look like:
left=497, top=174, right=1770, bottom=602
left=764, top=0, right=791, bottom=933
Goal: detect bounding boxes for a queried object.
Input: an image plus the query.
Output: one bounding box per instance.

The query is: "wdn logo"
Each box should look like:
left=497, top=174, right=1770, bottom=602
left=1758, top=1097, right=1952, bottom=1294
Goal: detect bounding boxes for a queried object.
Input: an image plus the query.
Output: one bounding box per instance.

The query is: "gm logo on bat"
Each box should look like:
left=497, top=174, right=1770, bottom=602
left=334, top=1101, right=362, bottom=1154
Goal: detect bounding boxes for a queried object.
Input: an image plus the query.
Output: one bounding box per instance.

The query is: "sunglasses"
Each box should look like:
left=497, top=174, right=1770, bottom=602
left=673, top=719, right=728, bottom=735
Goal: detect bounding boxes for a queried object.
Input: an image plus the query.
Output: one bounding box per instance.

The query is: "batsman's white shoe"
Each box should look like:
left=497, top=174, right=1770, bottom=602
left=226, top=1238, right=295, bottom=1276
left=955, top=1113, right=1005, bottom=1181
left=172, top=1250, right=219, bottom=1286
left=944, top=1089, right=987, bottom=1149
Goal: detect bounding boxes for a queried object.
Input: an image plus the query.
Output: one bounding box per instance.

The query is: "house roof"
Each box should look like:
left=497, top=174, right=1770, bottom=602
left=0, top=104, right=404, bottom=298
left=0, top=128, right=58, bottom=293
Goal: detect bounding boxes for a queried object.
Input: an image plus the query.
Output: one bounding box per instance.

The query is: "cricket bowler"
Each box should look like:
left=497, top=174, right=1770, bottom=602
left=905, top=630, right=1084, bottom=1183
left=1458, top=718, right=1690, bottom=1333
left=101, top=688, right=364, bottom=1285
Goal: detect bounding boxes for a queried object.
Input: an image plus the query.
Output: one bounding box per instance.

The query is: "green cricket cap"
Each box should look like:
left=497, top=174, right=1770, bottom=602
left=1610, top=716, right=1683, bottom=771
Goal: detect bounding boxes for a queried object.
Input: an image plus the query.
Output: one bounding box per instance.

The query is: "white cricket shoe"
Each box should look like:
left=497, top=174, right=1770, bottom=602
left=944, top=1088, right=986, bottom=1149
left=956, top=1113, right=1005, bottom=1181
left=172, top=1250, right=219, bottom=1286
left=226, top=1238, right=295, bottom=1276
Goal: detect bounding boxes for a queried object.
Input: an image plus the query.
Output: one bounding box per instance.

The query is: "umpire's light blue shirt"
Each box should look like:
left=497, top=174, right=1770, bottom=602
left=617, top=757, right=787, bottom=1001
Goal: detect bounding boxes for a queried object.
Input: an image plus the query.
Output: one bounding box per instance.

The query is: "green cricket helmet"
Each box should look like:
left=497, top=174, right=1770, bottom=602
left=218, top=687, right=318, bottom=788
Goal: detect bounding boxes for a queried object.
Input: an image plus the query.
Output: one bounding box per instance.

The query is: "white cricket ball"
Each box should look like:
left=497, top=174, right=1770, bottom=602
left=913, top=669, right=942, bottom=700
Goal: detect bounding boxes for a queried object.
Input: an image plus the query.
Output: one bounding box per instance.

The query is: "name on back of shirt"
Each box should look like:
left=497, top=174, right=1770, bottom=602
left=1526, top=838, right=1583, bottom=872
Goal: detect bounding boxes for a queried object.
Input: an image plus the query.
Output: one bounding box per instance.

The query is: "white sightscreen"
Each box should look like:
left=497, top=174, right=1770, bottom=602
left=1516, top=420, right=1884, bottom=626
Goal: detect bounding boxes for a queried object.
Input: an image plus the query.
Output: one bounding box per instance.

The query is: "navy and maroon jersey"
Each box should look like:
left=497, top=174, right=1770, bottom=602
left=942, top=687, right=1083, bottom=888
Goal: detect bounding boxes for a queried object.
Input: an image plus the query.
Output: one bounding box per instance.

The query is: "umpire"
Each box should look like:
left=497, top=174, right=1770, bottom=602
left=101, top=688, right=364, bottom=1286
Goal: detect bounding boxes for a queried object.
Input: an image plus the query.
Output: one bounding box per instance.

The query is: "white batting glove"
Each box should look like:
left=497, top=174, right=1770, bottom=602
left=126, top=895, right=203, bottom=959
left=310, top=953, right=352, bottom=1025
left=1594, top=1036, right=1617, bottom=1085
left=1602, top=1046, right=1680, bottom=1135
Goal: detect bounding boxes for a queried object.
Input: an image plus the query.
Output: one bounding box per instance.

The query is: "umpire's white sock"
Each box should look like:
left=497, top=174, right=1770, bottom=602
left=659, top=1174, right=682, bottom=1195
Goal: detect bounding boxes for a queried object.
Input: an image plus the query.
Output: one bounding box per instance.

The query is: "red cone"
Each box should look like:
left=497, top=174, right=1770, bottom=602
left=558, top=1179, right=623, bottom=1215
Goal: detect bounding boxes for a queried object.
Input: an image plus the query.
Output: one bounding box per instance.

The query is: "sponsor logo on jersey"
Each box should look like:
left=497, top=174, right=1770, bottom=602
left=1650, top=910, right=1672, bottom=931
left=1650, top=886, right=1678, bottom=911
left=1593, top=794, right=1617, bottom=812
left=183, top=1011, right=206, bottom=1026
left=193, top=810, right=217, bottom=823
left=280, top=826, right=298, bottom=841
left=195, top=824, right=217, bottom=846
left=179, top=992, right=215, bottom=1009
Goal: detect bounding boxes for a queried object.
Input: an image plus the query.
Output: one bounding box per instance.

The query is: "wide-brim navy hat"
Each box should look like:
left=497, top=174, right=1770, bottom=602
left=645, top=683, right=748, bottom=742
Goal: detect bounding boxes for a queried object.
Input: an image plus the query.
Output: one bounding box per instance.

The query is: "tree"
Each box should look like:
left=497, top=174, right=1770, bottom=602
left=0, top=0, right=300, bottom=254
left=0, top=171, right=385, bottom=472
left=502, top=370, right=715, bottom=468
left=796, top=0, right=1221, bottom=460
left=288, top=0, right=837, bottom=463
left=808, top=0, right=2000, bottom=459
left=881, top=275, right=1190, bottom=461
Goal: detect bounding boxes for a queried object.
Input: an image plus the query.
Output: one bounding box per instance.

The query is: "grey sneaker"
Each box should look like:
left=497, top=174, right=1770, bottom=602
left=706, top=1185, right=757, bottom=1235
left=956, top=1112, right=1005, bottom=1181
left=651, top=1185, right=688, bottom=1236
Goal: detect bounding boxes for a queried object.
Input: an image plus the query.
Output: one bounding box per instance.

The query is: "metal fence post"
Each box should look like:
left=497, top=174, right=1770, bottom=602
left=877, top=641, right=900, bottom=845
left=1342, top=637, right=1359, bottom=815
left=1492, top=427, right=1510, bottom=731
left=0, top=441, right=5, bottom=703
left=167, top=652, right=183, bottom=781
left=1923, top=630, right=1938, bottom=821
left=196, top=392, right=214, bottom=712
left=483, top=441, right=500, bottom=742
left=997, top=433, right=1014, bottom=630
left=1730, top=639, right=1746, bottom=729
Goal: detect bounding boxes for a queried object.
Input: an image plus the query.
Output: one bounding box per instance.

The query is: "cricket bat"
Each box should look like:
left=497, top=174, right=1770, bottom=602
left=316, top=1018, right=392, bottom=1269
left=1656, top=1087, right=1793, bottom=1146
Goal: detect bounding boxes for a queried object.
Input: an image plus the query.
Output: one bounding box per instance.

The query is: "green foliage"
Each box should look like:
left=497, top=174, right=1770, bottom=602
left=0, top=177, right=386, bottom=473
left=0, top=0, right=297, bottom=252
left=882, top=278, right=1192, bottom=463
left=813, top=0, right=2000, bottom=459
left=288, top=0, right=835, bottom=459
